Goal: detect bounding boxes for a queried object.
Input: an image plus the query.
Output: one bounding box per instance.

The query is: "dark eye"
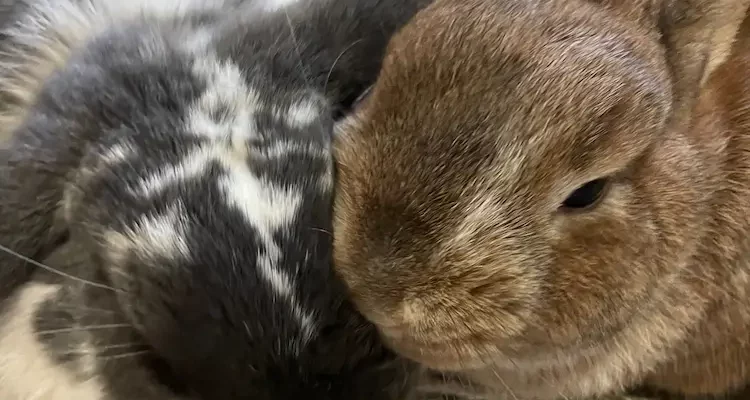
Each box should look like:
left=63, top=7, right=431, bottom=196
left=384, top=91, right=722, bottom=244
left=561, top=178, right=610, bottom=210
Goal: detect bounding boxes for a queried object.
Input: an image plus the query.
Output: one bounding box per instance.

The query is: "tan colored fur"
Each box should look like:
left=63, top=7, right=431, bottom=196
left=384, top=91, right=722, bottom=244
left=332, top=0, right=750, bottom=398
left=702, top=6, right=747, bottom=84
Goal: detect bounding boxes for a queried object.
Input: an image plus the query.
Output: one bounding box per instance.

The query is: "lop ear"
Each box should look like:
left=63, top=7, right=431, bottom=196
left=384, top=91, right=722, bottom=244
left=599, top=0, right=750, bottom=124
left=658, top=0, right=749, bottom=122
left=700, top=1, right=750, bottom=84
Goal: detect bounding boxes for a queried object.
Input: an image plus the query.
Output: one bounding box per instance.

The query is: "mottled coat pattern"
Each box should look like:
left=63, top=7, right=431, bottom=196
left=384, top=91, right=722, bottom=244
left=0, top=0, right=432, bottom=398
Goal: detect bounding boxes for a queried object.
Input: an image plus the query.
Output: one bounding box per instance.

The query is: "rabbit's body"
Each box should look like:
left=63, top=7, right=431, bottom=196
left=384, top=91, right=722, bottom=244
left=332, top=0, right=750, bottom=399
left=0, top=0, right=432, bottom=398
left=637, top=11, right=750, bottom=396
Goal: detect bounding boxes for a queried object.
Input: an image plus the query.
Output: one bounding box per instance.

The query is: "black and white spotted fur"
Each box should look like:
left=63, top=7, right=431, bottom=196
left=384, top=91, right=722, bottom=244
left=0, top=0, right=432, bottom=398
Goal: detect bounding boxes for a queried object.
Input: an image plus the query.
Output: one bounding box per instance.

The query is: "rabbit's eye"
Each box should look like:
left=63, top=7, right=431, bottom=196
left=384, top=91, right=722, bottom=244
left=561, top=178, right=610, bottom=210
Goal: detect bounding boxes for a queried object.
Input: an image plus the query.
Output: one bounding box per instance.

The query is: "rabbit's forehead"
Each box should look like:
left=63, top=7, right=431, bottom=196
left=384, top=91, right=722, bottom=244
left=333, top=0, right=674, bottom=272
left=356, top=0, right=672, bottom=201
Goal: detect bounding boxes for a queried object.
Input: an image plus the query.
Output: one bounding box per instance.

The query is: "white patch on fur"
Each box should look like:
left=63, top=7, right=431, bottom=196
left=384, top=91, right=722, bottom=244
left=219, top=155, right=318, bottom=344
left=256, top=252, right=317, bottom=342
left=250, top=140, right=334, bottom=193
left=180, top=27, right=217, bottom=55
left=318, top=174, right=333, bottom=192
left=133, top=139, right=250, bottom=197
left=251, top=140, right=333, bottom=193
left=77, top=342, right=99, bottom=379
left=284, top=99, right=321, bottom=128
left=134, top=147, right=215, bottom=197
left=126, top=137, right=319, bottom=345
left=318, top=161, right=334, bottom=192
left=256, top=253, right=295, bottom=298
left=188, top=55, right=262, bottom=141
left=0, top=284, right=105, bottom=400
left=100, top=142, right=136, bottom=166
left=256, top=140, right=328, bottom=159
left=263, top=0, right=300, bottom=12
left=141, top=53, right=329, bottom=195
left=219, top=157, right=301, bottom=239
left=105, top=203, right=191, bottom=266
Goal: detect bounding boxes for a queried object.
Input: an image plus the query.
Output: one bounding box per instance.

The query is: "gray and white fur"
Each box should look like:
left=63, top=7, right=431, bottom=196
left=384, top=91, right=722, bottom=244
left=0, top=0, right=432, bottom=398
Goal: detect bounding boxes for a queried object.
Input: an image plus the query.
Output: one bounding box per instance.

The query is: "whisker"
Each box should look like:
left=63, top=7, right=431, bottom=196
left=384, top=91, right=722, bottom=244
left=455, top=372, right=483, bottom=400
left=50, top=303, right=119, bottom=314
left=0, top=243, right=120, bottom=292
left=489, top=367, right=519, bottom=400
left=55, top=342, right=146, bottom=356
left=283, top=8, right=312, bottom=87
left=243, top=321, right=252, bottom=338
left=308, top=227, right=332, bottom=237
left=97, top=349, right=150, bottom=361
left=35, top=316, right=128, bottom=325
left=94, top=342, right=147, bottom=351
left=36, top=323, right=131, bottom=335
left=323, top=38, right=364, bottom=96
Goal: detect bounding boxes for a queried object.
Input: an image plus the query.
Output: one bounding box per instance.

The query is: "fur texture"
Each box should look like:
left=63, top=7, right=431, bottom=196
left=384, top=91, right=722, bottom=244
left=332, top=0, right=750, bottom=399
left=0, top=0, right=433, bottom=398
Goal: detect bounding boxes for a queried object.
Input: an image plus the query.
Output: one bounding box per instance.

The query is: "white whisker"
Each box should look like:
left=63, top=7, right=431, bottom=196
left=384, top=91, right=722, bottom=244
left=36, top=323, right=131, bottom=335
left=50, top=303, right=119, bottom=314
left=323, top=38, right=364, bottom=96
left=55, top=342, right=146, bottom=355
left=283, top=8, right=312, bottom=87
left=0, top=243, right=120, bottom=292
left=97, top=349, right=150, bottom=361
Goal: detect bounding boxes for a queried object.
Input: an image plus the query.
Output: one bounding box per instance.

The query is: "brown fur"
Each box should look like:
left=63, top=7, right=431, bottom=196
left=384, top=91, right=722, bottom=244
left=332, top=0, right=750, bottom=398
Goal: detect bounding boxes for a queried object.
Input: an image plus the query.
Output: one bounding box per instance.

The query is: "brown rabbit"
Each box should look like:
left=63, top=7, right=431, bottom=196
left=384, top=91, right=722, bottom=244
left=332, top=0, right=750, bottom=399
